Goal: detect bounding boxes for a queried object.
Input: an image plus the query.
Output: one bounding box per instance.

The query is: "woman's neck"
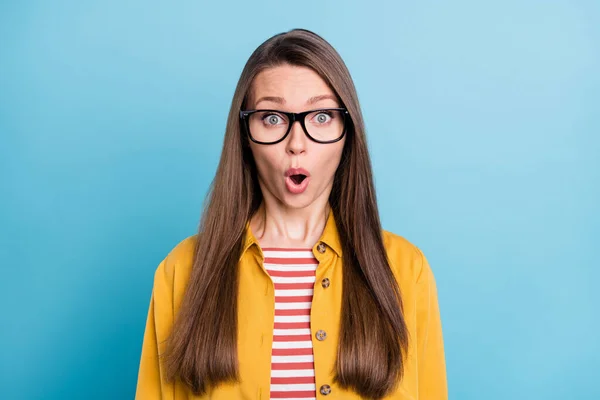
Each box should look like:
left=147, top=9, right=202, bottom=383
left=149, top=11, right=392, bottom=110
left=249, top=200, right=330, bottom=249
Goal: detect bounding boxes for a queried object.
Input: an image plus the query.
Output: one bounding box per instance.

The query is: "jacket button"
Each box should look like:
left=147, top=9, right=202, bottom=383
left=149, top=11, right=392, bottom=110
left=317, top=243, right=326, bottom=253
left=321, top=278, right=330, bottom=288
left=319, top=384, right=331, bottom=395
left=315, top=330, right=327, bottom=341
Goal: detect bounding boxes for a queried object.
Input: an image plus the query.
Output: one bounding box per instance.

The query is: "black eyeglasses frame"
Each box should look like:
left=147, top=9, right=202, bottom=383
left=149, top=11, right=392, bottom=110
left=239, top=107, right=350, bottom=145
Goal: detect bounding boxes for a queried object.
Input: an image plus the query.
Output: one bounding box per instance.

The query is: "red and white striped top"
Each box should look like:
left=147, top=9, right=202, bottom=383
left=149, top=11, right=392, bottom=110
left=262, top=247, right=318, bottom=400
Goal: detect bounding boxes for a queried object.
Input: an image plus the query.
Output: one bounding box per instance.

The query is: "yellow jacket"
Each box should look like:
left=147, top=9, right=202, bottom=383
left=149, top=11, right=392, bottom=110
left=135, top=209, right=448, bottom=399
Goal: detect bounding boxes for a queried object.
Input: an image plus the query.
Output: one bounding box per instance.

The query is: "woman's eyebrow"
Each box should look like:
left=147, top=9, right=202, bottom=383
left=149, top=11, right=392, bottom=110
left=255, top=94, right=338, bottom=107
left=306, top=94, right=338, bottom=105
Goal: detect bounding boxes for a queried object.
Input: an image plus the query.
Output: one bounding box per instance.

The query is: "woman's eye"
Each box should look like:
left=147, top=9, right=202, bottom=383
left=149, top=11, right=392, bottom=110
left=263, top=114, right=284, bottom=125
left=313, top=112, right=332, bottom=124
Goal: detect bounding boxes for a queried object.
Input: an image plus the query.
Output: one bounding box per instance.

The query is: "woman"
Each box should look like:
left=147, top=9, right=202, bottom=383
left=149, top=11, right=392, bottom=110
left=135, top=28, right=447, bottom=400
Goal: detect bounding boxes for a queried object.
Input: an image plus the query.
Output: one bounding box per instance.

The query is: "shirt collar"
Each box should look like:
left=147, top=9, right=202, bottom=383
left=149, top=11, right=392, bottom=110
left=241, top=207, right=343, bottom=257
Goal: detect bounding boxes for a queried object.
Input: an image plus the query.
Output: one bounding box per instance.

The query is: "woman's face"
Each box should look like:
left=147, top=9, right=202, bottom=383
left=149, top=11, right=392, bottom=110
left=247, top=64, right=346, bottom=210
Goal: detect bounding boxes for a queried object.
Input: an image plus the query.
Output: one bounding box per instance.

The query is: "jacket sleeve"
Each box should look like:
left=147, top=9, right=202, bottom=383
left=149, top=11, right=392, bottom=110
left=415, top=248, right=448, bottom=399
left=135, top=258, right=173, bottom=400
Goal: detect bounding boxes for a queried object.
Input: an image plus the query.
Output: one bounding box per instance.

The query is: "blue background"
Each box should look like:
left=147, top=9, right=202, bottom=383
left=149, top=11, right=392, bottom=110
left=1, top=1, right=598, bottom=399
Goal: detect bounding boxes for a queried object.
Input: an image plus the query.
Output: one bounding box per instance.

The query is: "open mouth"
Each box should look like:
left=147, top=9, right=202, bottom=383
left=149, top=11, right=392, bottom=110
left=290, top=174, right=307, bottom=185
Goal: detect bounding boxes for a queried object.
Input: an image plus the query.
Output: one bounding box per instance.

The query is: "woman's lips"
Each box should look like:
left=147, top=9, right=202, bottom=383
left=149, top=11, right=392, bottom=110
left=285, top=175, right=310, bottom=194
left=285, top=167, right=310, bottom=178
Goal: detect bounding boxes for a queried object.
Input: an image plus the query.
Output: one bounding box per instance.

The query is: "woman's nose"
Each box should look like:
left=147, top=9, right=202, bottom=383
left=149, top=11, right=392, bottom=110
left=286, top=120, right=307, bottom=155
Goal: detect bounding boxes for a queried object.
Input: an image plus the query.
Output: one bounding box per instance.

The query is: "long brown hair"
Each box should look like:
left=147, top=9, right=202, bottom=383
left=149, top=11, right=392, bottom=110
left=162, top=28, right=409, bottom=399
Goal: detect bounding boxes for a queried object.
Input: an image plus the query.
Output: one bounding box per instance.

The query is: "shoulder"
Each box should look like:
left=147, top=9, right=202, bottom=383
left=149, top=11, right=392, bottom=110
left=381, top=229, right=432, bottom=285
left=155, top=234, right=197, bottom=280
left=153, top=234, right=198, bottom=306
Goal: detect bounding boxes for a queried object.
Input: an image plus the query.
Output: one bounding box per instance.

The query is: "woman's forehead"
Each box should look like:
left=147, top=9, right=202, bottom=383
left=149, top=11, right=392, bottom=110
left=250, top=65, right=337, bottom=107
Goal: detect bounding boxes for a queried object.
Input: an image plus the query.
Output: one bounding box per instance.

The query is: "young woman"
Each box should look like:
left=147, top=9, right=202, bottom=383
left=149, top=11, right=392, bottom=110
left=135, top=28, right=447, bottom=400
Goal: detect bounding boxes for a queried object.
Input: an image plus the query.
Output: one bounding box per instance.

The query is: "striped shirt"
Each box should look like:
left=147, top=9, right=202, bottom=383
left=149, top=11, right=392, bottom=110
left=262, top=247, right=318, bottom=400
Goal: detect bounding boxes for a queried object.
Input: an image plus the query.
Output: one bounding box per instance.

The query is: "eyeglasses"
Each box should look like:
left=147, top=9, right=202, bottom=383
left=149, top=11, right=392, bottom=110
left=239, top=107, right=349, bottom=145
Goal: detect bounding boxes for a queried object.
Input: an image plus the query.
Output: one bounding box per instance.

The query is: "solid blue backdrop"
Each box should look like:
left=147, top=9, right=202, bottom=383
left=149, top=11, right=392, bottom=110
left=1, top=1, right=598, bottom=399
